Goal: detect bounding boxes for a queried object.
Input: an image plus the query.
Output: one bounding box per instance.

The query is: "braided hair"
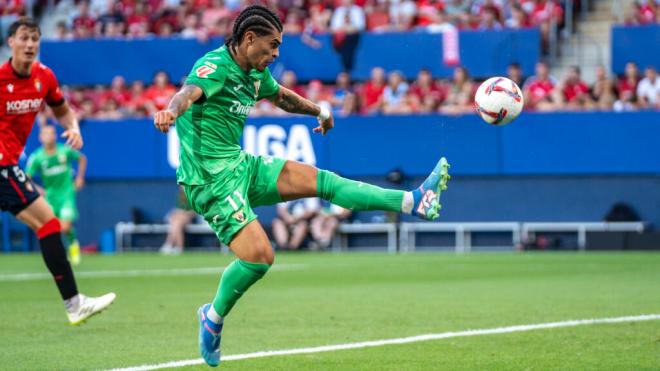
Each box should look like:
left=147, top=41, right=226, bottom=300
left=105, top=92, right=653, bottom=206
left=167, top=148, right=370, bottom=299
left=226, top=5, right=283, bottom=48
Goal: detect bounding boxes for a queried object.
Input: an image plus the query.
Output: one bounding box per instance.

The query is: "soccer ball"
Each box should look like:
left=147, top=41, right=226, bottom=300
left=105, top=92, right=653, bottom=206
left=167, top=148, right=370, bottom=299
left=474, top=77, right=524, bottom=126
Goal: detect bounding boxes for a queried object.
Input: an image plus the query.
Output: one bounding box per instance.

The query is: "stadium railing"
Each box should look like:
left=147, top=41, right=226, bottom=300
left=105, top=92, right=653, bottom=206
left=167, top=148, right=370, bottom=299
left=113, top=221, right=646, bottom=253
left=399, top=222, right=522, bottom=253
left=332, top=223, right=398, bottom=254
left=114, top=222, right=229, bottom=253
left=521, top=222, right=646, bottom=251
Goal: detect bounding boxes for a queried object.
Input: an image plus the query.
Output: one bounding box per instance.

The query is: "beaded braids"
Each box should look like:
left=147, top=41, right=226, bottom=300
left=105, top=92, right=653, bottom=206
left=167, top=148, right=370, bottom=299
left=225, top=5, right=283, bottom=48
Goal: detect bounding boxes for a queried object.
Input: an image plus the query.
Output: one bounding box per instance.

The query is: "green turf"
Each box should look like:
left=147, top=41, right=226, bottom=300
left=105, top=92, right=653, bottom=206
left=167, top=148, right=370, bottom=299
left=0, top=252, right=659, bottom=370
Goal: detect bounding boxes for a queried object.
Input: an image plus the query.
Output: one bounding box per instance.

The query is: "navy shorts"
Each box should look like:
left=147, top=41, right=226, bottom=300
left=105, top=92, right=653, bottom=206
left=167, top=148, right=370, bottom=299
left=0, top=165, right=40, bottom=215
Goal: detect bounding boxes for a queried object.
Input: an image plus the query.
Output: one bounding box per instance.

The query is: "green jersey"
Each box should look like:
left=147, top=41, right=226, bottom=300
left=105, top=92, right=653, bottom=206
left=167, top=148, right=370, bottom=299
left=26, top=144, right=79, bottom=198
left=176, top=45, right=280, bottom=185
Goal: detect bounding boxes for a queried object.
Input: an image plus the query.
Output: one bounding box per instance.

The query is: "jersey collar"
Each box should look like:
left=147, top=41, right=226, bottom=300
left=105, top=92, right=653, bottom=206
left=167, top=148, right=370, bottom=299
left=6, top=58, right=33, bottom=79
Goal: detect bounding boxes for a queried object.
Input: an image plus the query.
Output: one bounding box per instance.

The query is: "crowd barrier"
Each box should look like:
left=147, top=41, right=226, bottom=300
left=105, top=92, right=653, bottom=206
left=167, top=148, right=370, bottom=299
left=41, top=29, right=541, bottom=85
left=23, top=111, right=660, bottom=179
left=611, top=25, right=660, bottom=75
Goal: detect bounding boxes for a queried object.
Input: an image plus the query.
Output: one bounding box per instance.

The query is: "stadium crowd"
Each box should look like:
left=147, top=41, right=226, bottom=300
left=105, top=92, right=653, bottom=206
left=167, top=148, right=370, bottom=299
left=28, top=0, right=567, bottom=40
left=623, top=0, right=660, bottom=25
left=53, top=62, right=659, bottom=121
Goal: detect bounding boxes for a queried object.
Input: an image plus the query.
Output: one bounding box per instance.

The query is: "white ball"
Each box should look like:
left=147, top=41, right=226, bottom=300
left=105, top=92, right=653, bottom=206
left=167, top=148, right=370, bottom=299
left=474, top=77, right=524, bottom=126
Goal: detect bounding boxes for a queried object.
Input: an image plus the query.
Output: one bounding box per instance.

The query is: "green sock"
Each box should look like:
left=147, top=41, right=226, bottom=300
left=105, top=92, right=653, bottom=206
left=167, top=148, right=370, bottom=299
left=67, top=228, right=77, bottom=246
left=317, top=169, right=403, bottom=212
left=212, top=259, right=270, bottom=317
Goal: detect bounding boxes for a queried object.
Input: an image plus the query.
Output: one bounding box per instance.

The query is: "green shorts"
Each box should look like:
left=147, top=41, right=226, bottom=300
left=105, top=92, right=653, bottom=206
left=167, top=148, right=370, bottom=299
left=183, top=153, right=286, bottom=245
left=47, top=194, right=78, bottom=222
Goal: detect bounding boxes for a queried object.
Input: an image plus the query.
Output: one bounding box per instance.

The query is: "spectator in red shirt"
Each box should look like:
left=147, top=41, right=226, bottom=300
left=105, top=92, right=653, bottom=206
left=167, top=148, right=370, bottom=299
left=530, top=0, right=563, bottom=54
left=283, top=9, right=304, bottom=34
left=416, top=0, right=444, bottom=27
left=105, top=75, right=132, bottom=106
left=506, top=4, right=531, bottom=29
left=280, top=70, right=307, bottom=98
left=126, top=1, right=151, bottom=37
left=306, top=0, right=332, bottom=33
left=409, top=68, right=445, bottom=113
left=637, top=0, right=657, bottom=24
left=365, top=0, right=391, bottom=32
left=144, top=71, right=176, bottom=113
left=523, top=61, right=556, bottom=111
left=127, top=80, right=150, bottom=116
left=71, top=0, right=96, bottom=38
left=555, top=66, right=592, bottom=110
left=616, top=62, right=640, bottom=106
left=360, top=66, right=386, bottom=113
left=201, top=0, right=232, bottom=31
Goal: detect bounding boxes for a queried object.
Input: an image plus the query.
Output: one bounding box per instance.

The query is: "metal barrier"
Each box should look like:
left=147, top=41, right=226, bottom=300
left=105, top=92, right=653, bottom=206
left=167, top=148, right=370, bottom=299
left=114, top=222, right=228, bottom=253
left=521, top=222, right=646, bottom=251
left=399, top=222, right=521, bottom=253
left=332, top=223, right=398, bottom=254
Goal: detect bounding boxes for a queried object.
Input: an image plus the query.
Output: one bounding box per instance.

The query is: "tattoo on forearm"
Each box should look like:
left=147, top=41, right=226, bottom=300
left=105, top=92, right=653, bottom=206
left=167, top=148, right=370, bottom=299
left=168, top=86, right=198, bottom=116
left=274, top=88, right=320, bottom=116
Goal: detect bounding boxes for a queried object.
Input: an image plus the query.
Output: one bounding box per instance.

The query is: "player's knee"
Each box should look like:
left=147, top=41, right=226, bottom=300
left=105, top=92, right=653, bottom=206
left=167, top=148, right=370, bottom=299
left=253, top=241, right=275, bottom=265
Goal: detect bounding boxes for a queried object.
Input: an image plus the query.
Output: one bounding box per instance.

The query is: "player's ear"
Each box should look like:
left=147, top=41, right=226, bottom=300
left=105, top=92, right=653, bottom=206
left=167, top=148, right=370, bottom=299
left=244, top=31, right=255, bottom=46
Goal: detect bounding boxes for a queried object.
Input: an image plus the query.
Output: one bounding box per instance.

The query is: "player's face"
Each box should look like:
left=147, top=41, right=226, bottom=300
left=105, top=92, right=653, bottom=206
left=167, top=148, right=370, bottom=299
left=39, top=126, right=56, bottom=146
left=8, top=26, right=40, bottom=65
left=246, top=31, right=282, bottom=72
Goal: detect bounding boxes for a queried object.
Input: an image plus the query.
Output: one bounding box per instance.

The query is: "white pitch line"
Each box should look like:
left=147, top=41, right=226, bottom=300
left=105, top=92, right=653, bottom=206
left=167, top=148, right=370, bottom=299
left=0, top=264, right=304, bottom=282
left=107, top=313, right=660, bottom=371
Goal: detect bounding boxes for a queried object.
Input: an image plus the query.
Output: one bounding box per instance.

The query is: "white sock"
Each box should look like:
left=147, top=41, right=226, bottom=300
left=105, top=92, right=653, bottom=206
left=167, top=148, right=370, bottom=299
left=64, top=294, right=81, bottom=312
left=206, top=305, right=223, bottom=324
left=401, top=191, right=414, bottom=214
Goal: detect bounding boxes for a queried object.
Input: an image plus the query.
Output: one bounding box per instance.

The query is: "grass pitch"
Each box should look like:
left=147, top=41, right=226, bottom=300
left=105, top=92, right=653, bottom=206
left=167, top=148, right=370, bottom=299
left=1, top=252, right=659, bottom=370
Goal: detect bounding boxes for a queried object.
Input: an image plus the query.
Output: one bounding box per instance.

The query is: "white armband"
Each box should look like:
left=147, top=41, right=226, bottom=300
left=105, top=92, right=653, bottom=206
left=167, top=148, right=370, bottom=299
left=317, top=105, right=330, bottom=121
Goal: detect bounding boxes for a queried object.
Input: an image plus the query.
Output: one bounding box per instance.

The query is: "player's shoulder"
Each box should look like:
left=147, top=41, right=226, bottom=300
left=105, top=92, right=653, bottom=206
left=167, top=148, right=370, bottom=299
left=29, top=146, right=44, bottom=158
left=197, top=46, right=232, bottom=68
left=33, top=61, right=56, bottom=77
left=32, top=62, right=60, bottom=85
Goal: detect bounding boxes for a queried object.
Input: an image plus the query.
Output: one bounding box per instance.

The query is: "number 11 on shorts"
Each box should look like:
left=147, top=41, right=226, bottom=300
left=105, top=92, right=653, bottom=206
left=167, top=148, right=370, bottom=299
left=225, top=190, right=246, bottom=211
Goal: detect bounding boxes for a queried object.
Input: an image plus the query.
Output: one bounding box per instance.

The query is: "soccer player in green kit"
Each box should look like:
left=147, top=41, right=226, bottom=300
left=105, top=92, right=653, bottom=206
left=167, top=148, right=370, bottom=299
left=27, top=124, right=86, bottom=265
left=153, top=5, right=450, bottom=367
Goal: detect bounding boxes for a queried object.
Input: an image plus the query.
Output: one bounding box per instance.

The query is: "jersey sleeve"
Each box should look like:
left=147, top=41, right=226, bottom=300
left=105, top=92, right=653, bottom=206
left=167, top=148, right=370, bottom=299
left=26, top=153, right=40, bottom=178
left=185, top=56, right=228, bottom=98
left=44, top=67, right=65, bottom=106
left=257, top=68, right=280, bottom=100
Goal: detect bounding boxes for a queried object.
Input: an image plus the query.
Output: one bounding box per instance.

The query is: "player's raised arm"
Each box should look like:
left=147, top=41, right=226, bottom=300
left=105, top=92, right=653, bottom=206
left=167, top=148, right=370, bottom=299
left=153, top=84, right=204, bottom=133
left=51, top=102, right=83, bottom=150
left=75, top=153, right=87, bottom=191
left=267, top=85, right=334, bottom=135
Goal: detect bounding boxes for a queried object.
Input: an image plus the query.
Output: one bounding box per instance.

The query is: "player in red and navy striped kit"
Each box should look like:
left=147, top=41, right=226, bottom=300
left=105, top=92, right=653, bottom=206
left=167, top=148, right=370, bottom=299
left=0, top=18, right=115, bottom=325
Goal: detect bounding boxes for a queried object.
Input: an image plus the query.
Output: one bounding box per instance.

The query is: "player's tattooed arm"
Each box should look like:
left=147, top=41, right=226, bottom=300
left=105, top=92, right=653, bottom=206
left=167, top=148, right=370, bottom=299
left=268, top=86, right=334, bottom=135
left=268, top=86, right=321, bottom=115
left=168, top=84, right=204, bottom=117
left=154, top=84, right=203, bottom=133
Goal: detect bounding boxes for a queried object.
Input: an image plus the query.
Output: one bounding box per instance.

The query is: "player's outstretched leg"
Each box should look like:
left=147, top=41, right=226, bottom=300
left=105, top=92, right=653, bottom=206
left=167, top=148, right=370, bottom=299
left=316, top=157, right=451, bottom=220
left=409, top=157, right=451, bottom=220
